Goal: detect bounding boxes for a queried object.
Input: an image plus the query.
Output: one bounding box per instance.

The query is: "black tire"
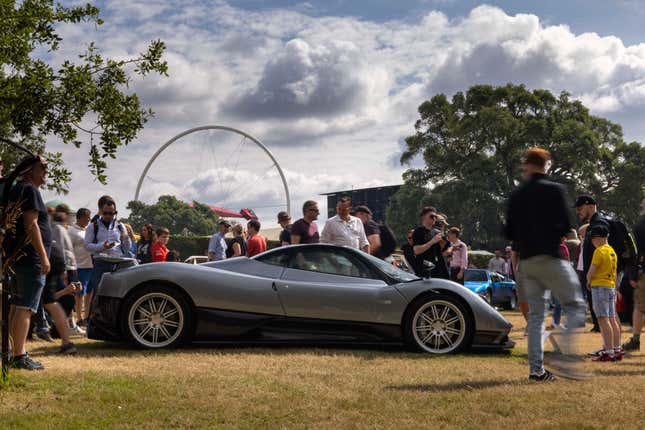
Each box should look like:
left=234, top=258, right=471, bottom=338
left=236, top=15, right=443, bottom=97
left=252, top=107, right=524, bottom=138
left=504, top=291, right=518, bottom=311
left=404, top=293, right=474, bottom=354
left=120, top=284, right=192, bottom=349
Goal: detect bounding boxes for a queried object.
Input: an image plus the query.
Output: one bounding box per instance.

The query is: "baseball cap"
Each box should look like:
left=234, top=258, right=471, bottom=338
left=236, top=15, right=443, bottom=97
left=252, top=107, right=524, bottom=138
left=574, top=195, right=597, bottom=208
left=590, top=225, right=609, bottom=238
left=277, top=211, right=291, bottom=222
left=352, top=205, right=372, bottom=216
left=218, top=219, right=232, bottom=228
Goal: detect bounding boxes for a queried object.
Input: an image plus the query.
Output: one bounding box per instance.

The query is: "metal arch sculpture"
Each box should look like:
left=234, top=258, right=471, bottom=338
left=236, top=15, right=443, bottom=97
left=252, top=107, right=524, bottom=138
left=134, top=125, right=291, bottom=216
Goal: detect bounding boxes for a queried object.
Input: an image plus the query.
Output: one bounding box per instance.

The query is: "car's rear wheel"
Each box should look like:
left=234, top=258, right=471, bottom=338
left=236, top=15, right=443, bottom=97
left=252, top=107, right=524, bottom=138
left=405, top=294, right=474, bottom=354
left=121, top=285, right=192, bottom=349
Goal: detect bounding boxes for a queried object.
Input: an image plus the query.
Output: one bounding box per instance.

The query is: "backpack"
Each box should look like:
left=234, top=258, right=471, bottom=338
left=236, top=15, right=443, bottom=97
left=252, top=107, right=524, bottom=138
left=605, top=216, right=639, bottom=269
left=377, top=224, right=397, bottom=259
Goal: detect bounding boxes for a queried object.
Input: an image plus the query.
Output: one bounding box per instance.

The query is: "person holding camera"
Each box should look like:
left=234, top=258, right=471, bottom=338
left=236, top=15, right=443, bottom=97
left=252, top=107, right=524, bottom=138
left=412, top=206, right=450, bottom=279
left=84, top=195, right=132, bottom=302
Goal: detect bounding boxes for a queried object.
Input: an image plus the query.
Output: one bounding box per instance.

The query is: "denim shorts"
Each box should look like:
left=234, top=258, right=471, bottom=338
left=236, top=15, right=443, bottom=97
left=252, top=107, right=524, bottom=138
left=77, top=268, right=93, bottom=295
left=591, top=287, right=616, bottom=318
left=11, top=266, right=46, bottom=313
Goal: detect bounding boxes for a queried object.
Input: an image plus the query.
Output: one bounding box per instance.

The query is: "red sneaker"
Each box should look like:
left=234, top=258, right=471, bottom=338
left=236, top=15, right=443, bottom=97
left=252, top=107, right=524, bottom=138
left=613, top=351, right=623, bottom=361
left=591, top=352, right=614, bottom=362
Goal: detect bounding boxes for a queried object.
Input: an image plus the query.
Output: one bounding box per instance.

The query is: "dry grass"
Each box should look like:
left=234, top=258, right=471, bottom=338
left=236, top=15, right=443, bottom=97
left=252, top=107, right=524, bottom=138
left=1, top=311, right=643, bottom=430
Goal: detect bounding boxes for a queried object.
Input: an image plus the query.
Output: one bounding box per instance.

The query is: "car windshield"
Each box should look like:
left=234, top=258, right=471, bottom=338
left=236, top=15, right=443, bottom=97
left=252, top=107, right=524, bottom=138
left=464, top=270, right=488, bottom=282
left=363, top=253, right=419, bottom=283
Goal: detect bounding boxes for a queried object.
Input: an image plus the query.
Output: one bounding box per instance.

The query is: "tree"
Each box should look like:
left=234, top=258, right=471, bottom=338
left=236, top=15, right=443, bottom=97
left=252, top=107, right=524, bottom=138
left=0, top=1, right=168, bottom=192
left=125, top=196, right=221, bottom=236
left=391, top=84, right=645, bottom=248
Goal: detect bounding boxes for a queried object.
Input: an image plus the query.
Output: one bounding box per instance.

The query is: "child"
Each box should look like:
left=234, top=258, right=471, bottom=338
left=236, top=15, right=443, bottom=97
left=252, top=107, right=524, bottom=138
left=151, top=227, right=170, bottom=262
left=586, top=225, right=621, bottom=361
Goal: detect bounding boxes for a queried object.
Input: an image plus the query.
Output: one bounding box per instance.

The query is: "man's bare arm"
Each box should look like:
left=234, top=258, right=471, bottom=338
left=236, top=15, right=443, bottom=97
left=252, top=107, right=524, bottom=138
left=23, top=210, right=50, bottom=274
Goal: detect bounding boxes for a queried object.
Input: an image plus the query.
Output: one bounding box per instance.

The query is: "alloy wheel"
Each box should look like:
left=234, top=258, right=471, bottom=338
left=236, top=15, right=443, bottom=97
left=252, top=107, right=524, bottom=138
left=128, top=292, right=184, bottom=348
left=412, top=300, right=466, bottom=354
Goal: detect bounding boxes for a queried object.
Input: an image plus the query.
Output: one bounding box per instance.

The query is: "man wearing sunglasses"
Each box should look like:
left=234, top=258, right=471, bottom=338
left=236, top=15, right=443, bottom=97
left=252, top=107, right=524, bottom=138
left=291, top=200, right=320, bottom=245
left=412, top=206, right=450, bottom=279
left=84, top=195, right=132, bottom=307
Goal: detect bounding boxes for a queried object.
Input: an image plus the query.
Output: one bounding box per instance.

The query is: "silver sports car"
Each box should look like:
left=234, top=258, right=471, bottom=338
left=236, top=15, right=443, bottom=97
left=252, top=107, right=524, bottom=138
left=88, top=244, right=514, bottom=354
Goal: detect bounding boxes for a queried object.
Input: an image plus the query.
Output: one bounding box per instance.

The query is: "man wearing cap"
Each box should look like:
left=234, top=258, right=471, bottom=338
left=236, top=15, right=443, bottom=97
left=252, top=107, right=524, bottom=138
left=208, top=220, right=230, bottom=261
left=352, top=206, right=381, bottom=257
left=5, top=156, right=54, bottom=369
left=575, top=195, right=609, bottom=333
left=277, top=211, right=292, bottom=246
left=504, top=147, right=587, bottom=382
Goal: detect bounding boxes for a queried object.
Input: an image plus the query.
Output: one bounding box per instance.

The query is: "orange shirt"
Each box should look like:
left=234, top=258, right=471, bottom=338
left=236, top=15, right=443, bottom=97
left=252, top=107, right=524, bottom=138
left=246, top=235, right=267, bottom=257
left=151, top=241, right=168, bottom=262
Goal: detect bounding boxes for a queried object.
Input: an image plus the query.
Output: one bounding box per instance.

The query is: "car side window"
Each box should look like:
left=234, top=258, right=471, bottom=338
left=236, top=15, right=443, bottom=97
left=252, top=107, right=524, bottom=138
left=256, top=250, right=289, bottom=267
left=288, top=249, right=374, bottom=279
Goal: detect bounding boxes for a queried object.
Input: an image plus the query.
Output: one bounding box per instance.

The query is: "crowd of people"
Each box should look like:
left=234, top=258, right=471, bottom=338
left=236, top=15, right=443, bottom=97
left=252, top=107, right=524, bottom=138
left=1, top=149, right=643, bottom=382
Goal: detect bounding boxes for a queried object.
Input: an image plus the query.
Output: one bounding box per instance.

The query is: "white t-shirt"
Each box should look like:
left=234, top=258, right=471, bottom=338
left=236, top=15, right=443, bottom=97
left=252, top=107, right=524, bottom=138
left=69, top=223, right=93, bottom=269
left=321, top=215, right=369, bottom=250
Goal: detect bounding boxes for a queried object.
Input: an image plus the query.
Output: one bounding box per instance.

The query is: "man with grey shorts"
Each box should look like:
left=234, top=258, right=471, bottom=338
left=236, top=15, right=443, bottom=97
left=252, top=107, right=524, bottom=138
left=504, top=147, right=588, bottom=382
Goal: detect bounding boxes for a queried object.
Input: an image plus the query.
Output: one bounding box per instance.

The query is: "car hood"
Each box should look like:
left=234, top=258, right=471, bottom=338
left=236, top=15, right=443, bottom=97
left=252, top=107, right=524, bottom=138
left=463, top=282, right=489, bottom=293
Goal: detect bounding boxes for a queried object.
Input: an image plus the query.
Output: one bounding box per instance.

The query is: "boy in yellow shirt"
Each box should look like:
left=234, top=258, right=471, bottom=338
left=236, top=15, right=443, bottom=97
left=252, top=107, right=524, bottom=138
left=586, top=225, right=621, bottom=361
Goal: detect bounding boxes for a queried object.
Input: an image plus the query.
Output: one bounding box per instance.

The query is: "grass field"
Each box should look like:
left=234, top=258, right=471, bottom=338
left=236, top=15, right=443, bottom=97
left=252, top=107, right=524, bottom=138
left=1, top=311, right=643, bottom=430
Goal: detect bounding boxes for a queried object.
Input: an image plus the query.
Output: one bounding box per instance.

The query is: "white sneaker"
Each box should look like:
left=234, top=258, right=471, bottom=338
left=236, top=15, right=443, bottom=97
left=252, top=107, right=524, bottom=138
left=68, top=325, right=86, bottom=337
left=553, top=323, right=567, bottom=331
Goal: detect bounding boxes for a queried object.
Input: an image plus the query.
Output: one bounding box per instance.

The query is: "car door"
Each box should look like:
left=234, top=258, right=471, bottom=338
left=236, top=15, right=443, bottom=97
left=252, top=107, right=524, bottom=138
left=490, top=272, right=503, bottom=289
left=274, top=247, right=406, bottom=325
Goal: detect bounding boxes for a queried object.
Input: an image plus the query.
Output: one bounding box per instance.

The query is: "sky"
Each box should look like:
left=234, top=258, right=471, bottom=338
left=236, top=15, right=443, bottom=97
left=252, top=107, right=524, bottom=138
left=42, top=0, right=645, bottom=226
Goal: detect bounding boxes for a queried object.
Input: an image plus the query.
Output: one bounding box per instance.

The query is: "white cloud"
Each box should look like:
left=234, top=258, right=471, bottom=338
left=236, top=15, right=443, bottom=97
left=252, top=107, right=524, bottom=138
left=41, top=1, right=645, bottom=227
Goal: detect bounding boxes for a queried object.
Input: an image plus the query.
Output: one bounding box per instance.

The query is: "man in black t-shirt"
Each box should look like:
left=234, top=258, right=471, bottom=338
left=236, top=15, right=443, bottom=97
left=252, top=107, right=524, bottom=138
left=352, top=205, right=382, bottom=257
left=277, top=211, right=292, bottom=246
left=5, top=156, right=53, bottom=370
left=412, top=206, right=449, bottom=279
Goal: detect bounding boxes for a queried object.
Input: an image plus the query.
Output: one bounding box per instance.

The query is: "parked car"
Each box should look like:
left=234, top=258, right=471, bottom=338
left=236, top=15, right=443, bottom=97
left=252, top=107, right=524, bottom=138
left=88, top=244, right=514, bottom=354
left=184, top=255, right=209, bottom=265
left=463, top=269, right=517, bottom=310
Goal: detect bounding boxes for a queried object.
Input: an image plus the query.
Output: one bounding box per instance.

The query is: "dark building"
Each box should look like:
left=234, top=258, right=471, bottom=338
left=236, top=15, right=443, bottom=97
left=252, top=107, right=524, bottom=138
left=322, top=185, right=401, bottom=223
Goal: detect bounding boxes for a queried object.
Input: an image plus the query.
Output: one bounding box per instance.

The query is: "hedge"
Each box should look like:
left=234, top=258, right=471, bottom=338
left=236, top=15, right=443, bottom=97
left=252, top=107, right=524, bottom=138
left=167, top=235, right=281, bottom=260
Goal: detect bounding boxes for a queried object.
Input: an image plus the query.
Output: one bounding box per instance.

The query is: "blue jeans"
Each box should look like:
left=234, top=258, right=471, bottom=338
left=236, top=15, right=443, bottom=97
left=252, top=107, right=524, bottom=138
left=89, top=260, right=114, bottom=295
left=519, top=255, right=586, bottom=375
left=552, top=297, right=562, bottom=325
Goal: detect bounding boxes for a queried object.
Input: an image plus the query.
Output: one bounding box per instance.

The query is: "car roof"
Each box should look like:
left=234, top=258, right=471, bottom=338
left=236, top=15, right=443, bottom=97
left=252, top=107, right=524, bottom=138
left=252, top=243, right=362, bottom=258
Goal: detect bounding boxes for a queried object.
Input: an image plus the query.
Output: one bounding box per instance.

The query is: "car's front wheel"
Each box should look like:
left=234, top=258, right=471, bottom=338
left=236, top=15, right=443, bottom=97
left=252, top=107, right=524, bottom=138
left=405, top=293, right=474, bottom=354
left=121, top=285, right=192, bottom=349
left=505, top=291, right=518, bottom=310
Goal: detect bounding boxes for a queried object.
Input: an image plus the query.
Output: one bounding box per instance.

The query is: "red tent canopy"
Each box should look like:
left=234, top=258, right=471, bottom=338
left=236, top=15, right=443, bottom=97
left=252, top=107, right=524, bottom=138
left=207, top=205, right=245, bottom=218
left=187, top=202, right=245, bottom=218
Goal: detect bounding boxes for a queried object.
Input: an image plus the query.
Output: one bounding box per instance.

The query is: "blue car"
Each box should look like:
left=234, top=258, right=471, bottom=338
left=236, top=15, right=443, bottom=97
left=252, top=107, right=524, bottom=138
left=463, top=269, right=518, bottom=310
